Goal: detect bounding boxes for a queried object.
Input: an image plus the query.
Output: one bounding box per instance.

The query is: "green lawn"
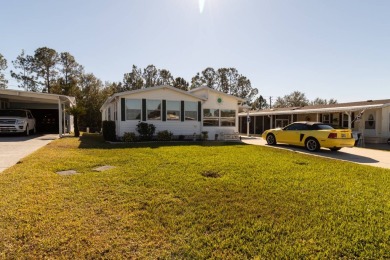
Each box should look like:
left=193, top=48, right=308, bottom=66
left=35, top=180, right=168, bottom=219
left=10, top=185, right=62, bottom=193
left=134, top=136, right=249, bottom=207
left=0, top=134, right=389, bottom=259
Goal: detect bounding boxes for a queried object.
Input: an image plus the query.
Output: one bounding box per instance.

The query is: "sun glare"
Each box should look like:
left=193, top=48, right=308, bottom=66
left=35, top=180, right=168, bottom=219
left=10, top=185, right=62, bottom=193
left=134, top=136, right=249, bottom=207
left=199, top=0, right=206, bottom=14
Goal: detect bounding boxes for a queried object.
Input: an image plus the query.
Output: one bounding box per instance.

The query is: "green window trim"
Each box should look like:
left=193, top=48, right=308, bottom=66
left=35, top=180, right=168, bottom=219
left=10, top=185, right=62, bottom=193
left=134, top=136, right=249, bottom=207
left=142, top=99, right=146, bottom=121
left=121, top=98, right=125, bottom=121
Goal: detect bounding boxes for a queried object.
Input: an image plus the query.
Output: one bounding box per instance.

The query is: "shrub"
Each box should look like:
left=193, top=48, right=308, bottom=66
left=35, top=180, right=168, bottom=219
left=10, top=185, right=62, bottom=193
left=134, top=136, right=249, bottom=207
left=102, top=121, right=116, bottom=141
left=201, top=131, right=208, bottom=140
left=157, top=130, right=173, bottom=141
left=123, top=132, right=137, bottom=142
left=136, top=122, right=156, bottom=141
left=178, top=135, right=185, bottom=141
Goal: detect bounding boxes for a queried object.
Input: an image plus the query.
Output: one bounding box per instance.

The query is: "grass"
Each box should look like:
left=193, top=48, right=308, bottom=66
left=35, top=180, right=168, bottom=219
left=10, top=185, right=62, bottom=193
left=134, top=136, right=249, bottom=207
left=0, top=134, right=389, bottom=258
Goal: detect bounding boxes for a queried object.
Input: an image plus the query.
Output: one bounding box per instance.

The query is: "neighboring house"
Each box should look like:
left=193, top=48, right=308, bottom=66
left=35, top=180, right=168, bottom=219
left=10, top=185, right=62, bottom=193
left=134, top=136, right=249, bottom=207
left=100, top=85, right=246, bottom=140
left=239, top=99, right=390, bottom=143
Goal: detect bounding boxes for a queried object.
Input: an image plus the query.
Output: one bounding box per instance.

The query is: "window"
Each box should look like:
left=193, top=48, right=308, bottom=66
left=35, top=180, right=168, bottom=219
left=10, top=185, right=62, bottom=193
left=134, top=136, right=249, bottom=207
left=185, top=101, right=197, bottom=121
left=342, top=114, right=349, bottom=128
left=365, top=114, right=375, bottom=129
left=126, top=99, right=141, bottom=120
left=284, top=123, right=308, bottom=131
left=167, top=101, right=180, bottom=120
left=203, top=109, right=219, bottom=126
left=220, top=110, right=235, bottom=126
left=322, top=114, right=330, bottom=124
left=108, top=107, right=111, bottom=121
left=147, top=100, right=161, bottom=120
left=311, top=124, right=334, bottom=130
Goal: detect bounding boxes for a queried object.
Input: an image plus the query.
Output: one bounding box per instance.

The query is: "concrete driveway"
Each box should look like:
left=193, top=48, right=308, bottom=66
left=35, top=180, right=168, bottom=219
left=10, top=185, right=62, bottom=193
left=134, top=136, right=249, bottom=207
left=0, top=134, right=58, bottom=173
left=241, top=137, right=390, bottom=169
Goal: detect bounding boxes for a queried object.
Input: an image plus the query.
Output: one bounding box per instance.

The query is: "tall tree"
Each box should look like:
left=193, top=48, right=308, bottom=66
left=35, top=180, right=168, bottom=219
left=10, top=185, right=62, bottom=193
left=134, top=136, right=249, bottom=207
left=143, top=65, right=158, bottom=88
left=77, top=73, right=105, bottom=131
left=33, top=47, right=60, bottom=93
left=310, top=98, right=338, bottom=105
left=273, top=96, right=288, bottom=108
left=190, top=72, right=203, bottom=89
left=251, top=95, right=268, bottom=110
left=157, top=69, right=174, bottom=86
left=0, top=53, right=8, bottom=89
left=201, top=67, right=217, bottom=88
left=235, top=75, right=258, bottom=101
left=173, top=77, right=189, bottom=91
left=216, top=68, right=238, bottom=93
left=103, top=81, right=124, bottom=96
left=191, top=67, right=258, bottom=102
left=51, top=52, right=84, bottom=96
left=123, top=65, right=143, bottom=91
left=10, top=50, right=39, bottom=91
left=273, top=91, right=309, bottom=108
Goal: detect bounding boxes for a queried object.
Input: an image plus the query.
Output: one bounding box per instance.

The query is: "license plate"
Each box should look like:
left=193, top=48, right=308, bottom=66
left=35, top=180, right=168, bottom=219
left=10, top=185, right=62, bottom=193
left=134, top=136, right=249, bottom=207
left=341, top=134, right=346, bottom=138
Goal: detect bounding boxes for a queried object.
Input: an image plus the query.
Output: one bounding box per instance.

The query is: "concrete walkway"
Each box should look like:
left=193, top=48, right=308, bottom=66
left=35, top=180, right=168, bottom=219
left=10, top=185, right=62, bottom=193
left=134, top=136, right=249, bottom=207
left=0, top=134, right=58, bottom=173
left=241, top=136, right=390, bottom=169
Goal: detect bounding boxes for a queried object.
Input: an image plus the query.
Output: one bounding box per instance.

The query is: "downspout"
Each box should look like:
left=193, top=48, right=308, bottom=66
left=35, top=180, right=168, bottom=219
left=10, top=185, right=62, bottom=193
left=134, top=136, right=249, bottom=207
left=63, top=103, right=66, bottom=134
left=58, top=98, right=63, bottom=138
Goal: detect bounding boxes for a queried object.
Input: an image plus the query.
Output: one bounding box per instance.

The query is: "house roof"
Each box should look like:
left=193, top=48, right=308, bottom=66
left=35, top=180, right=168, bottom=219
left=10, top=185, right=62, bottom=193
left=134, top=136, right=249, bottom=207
left=100, top=85, right=208, bottom=111
left=240, top=99, right=390, bottom=116
left=189, top=86, right=247, bottom=103
left=100, top=85, right=246, bottom=111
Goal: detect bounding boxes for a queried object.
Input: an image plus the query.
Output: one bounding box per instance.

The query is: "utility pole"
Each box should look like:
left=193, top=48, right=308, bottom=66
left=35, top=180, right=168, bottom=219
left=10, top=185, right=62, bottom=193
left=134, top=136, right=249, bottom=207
left=269, top=96, right=272, bottom=109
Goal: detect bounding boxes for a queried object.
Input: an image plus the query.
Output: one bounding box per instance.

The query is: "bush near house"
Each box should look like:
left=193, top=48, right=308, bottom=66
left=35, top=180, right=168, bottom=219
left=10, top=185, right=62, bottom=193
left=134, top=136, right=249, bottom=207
left=157, top=130, right=173, bottom=141
left=0, top=134, right=389, bottom=259
left=102, top=120, right=116, bottom=141
left=122, top=132, right=137, bottom=142
left=136, top=122, right=156, bottom=141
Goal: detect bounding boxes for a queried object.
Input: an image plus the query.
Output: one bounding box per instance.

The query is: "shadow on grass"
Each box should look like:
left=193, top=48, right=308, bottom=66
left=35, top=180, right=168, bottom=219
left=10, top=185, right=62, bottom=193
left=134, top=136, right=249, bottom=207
left=268, top=143, right=380, bottom=164
left=78, top=133, right=248, bottom=149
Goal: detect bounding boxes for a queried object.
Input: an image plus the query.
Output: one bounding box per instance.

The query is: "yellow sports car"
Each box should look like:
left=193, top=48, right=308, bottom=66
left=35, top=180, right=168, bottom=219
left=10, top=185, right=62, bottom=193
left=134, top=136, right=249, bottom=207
left=262, top=122, right=355, bottom=152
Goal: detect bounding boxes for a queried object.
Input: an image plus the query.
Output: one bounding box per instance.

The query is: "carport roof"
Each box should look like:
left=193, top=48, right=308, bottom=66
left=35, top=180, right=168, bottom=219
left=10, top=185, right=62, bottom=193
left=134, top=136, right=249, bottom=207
left=240, top=99, right=390, bottom=116
left=0, top=89, right=76, bottom=105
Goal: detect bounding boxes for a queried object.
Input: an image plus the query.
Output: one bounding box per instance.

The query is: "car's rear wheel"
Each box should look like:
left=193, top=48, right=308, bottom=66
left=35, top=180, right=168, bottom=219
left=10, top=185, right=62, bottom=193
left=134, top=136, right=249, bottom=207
left=305, top=137, right=320, bottom=152
left=330, top=148, right=341, bottom=151
left=266, top=134, right=277, bottom=145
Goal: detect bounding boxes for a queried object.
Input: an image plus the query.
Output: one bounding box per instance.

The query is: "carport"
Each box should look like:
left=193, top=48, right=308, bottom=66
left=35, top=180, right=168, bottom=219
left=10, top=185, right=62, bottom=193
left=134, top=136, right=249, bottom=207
left=0, top=89, right=76, bottom=137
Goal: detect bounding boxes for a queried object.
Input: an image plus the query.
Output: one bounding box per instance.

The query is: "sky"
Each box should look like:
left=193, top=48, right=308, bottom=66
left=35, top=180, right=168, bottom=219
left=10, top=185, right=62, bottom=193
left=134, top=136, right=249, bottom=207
left=1, top=0, right=389, bottom=103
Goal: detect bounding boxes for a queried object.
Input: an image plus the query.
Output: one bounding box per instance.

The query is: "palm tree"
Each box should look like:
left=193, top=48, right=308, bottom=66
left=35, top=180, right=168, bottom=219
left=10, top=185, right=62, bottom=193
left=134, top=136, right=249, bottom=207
left=67, top=105, right=85, bottom=137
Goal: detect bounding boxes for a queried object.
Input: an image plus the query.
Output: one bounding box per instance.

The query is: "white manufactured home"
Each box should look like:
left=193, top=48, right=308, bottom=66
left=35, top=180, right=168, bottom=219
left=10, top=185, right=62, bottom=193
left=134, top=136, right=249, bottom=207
left=100, top=85, right=245, bottom=140
left=239, top=99, right=390, bottom=144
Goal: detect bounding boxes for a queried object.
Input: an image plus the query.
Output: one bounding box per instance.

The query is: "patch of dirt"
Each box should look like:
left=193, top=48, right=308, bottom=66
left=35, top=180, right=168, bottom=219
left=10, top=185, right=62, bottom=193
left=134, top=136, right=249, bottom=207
left=201, top=171, right=221, bottom=178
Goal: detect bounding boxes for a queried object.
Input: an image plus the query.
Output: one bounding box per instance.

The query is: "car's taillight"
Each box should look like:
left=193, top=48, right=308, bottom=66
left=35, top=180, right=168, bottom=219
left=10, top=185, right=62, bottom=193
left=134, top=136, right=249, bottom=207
left=328, top=133, right=337, bottom=139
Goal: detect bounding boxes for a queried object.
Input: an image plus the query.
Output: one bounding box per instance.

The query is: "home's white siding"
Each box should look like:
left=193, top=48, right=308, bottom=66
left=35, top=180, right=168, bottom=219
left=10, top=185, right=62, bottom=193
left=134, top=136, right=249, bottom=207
left=117, top=88, right=202, bottom=137
left=101, top=86, right=243, bottom=140
left=198, top=89, right=240, bottom=139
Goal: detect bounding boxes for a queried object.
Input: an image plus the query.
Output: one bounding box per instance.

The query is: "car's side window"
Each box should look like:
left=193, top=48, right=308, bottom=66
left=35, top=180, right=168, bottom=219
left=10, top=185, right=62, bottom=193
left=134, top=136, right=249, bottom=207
left=28, top=112, right=33, bottom=119
left=285, top=123, right=307, bottom=131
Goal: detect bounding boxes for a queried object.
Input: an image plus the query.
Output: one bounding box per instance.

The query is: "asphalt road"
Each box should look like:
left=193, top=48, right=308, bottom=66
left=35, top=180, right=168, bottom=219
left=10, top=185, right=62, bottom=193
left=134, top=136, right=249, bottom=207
left=241, top=136, right=390, bottom=169
left=0, top=134, right=58, bottom=173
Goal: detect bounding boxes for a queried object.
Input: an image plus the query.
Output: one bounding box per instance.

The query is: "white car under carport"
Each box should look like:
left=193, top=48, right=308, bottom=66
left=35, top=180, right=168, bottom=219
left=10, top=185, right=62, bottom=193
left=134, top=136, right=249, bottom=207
left=0, top=109, right=36, bottom=135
